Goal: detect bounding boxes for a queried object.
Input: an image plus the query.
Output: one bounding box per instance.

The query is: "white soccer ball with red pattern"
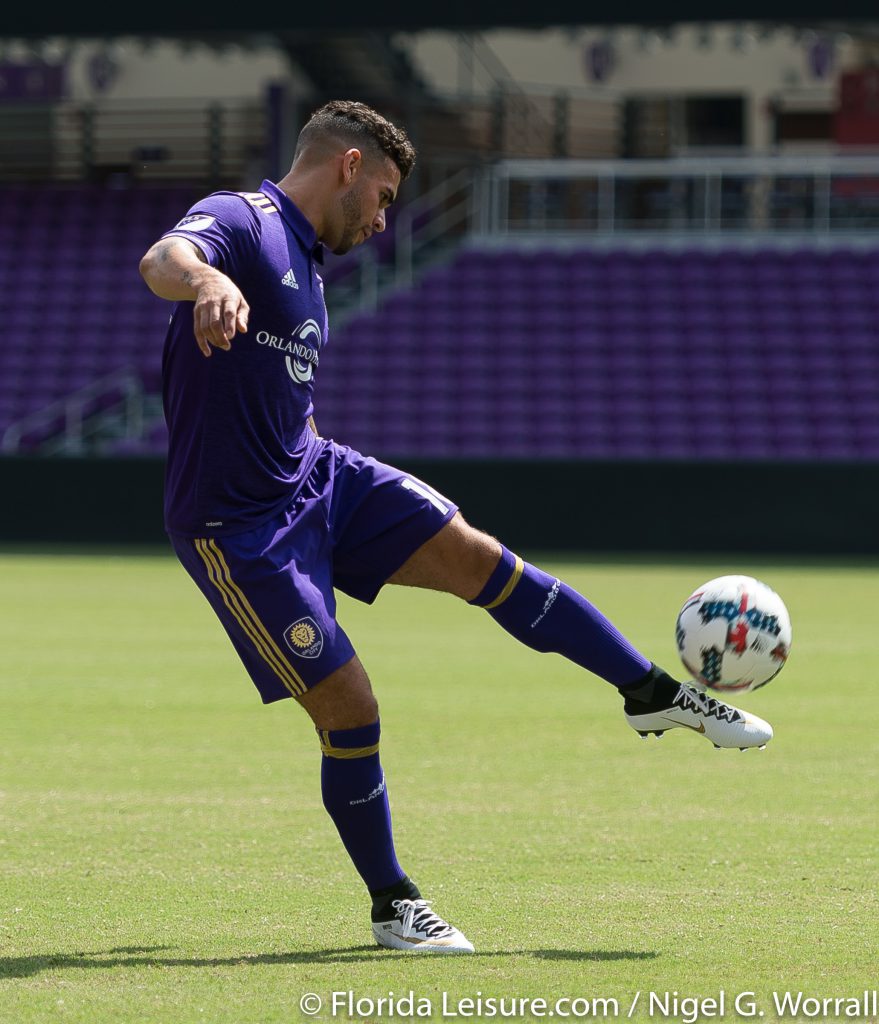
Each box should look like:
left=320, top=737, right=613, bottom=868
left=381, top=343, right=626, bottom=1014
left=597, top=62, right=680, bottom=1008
left=675, top=575, right=792, bottom=693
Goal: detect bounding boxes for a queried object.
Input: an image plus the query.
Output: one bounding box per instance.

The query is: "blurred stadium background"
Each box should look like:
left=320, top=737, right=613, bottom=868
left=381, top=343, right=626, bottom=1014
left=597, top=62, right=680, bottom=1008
left=1, top=6, right=878, bottom=553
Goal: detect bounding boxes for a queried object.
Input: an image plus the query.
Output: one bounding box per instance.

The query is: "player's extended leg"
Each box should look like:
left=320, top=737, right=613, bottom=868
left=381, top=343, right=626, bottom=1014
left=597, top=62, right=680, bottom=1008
left=295, top=656, right=474, bottom=954
left=388, top=513, right=773, bottom=750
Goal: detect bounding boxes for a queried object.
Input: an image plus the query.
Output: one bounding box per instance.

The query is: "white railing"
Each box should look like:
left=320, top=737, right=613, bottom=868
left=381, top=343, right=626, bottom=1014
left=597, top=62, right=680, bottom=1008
left=322, top=167, right=482, bottom=321
left=395, top=167, right=479, bottom=283
left=325, top=151, right=879, bottom=319
left=1, top=368, right=144, bottom=454
left=481, top=153, right=879, bottom=236
left=330, top=152, right=879, bottom=316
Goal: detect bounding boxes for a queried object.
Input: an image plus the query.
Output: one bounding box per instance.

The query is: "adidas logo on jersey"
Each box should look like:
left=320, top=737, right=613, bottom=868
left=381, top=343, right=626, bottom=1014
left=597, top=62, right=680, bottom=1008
left=281, top=269, right=299, bottom=289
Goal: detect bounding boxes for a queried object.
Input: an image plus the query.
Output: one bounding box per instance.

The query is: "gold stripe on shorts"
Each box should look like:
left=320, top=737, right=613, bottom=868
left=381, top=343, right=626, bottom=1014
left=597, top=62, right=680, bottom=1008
left=194, top=538, right=307, bottom=697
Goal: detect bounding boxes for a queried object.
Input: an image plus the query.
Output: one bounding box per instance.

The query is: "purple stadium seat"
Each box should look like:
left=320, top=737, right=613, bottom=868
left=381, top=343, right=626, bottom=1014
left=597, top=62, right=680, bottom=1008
left=4, top=196, right=878, bottom=459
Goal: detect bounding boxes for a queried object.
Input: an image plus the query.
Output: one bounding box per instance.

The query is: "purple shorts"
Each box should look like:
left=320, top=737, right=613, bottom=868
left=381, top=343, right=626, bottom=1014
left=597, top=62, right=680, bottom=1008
left=170, top=441, right=458, bottom=704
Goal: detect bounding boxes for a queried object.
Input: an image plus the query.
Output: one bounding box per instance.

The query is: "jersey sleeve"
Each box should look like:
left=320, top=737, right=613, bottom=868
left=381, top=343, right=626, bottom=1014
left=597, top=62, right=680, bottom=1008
left=161, top=193, right=261, bottom=274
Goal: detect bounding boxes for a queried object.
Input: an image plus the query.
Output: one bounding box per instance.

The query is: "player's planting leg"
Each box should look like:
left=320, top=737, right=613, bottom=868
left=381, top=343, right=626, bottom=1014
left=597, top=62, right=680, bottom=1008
left=318, top=719, right=405, bottom=892
left=317, top=721, right=474, bottom=953
left=469, top=546, right=773, bottom=750
left=299, top=659, right=473, bottom=954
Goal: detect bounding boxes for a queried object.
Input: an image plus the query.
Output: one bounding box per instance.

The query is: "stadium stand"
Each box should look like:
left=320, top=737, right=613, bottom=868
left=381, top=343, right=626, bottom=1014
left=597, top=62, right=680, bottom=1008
left=318, top=244, right=879, bottom=459
left=0, top=183, right=202, bottom=449
left=2, top=184, right=878, bottom=460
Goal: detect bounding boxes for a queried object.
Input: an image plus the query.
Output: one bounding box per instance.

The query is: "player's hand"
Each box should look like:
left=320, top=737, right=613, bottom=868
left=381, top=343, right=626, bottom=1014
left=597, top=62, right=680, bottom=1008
left=192, top=275, right=250, bottom=357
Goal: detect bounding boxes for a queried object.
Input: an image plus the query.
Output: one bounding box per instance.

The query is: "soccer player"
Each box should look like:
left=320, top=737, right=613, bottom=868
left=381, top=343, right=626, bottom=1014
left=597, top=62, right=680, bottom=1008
left=139, top=100, right=773, bottom=955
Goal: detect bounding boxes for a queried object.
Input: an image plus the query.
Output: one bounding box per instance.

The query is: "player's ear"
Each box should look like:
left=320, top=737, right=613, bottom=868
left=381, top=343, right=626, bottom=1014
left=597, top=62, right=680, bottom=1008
left=342, top=148, right=362, bottom=184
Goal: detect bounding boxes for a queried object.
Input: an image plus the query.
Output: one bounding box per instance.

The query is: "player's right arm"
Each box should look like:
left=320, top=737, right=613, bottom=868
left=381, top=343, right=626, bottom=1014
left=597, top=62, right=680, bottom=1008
left=139, top=237, right=249, bottom=357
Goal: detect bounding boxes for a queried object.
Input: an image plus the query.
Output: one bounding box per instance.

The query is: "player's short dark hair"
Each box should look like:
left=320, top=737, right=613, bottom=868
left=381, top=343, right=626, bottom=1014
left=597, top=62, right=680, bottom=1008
left=297, top=100, right=416, bottom=180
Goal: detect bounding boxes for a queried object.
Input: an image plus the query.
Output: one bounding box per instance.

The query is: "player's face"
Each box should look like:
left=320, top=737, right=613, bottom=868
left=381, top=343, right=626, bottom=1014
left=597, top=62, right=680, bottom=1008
left=331, top=156, right=400, bottom=256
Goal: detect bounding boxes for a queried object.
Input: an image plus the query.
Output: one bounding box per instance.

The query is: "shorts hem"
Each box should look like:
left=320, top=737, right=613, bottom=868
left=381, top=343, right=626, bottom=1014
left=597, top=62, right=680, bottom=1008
left=342, top=502, right=459, bottom=606
left=254, top=648, right=358, bottom=705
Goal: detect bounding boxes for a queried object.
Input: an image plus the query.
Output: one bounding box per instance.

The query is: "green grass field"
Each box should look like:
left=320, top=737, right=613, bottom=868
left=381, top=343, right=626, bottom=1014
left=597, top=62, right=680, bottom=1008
left=1, top=548, right=877, bottom=1024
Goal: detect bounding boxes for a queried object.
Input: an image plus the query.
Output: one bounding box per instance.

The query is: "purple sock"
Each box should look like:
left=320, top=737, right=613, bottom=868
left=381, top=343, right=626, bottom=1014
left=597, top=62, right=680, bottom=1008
left=470, top=547, right=652, bottom=687
left=318, top=719, right=406, bottom=894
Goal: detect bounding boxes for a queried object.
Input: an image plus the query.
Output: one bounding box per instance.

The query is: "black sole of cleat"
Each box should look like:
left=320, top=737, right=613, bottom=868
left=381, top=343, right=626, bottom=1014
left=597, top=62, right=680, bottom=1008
left=637, top=730, right=666, bottom=738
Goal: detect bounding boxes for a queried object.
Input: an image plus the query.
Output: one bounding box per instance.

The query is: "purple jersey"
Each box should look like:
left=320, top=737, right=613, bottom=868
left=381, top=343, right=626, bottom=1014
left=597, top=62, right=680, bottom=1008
left=160, top=180, right=326, bottom=536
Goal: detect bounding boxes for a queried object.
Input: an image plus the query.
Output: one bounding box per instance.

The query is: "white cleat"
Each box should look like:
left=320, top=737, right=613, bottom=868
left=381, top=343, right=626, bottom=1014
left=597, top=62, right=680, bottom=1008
left=625, top=683, right=773, bottom=750
left=372, top=898, right=474, bottom=954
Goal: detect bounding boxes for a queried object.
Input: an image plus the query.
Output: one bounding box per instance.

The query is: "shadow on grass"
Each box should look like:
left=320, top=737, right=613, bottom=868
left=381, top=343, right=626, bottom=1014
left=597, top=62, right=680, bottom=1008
left=530, top=949, right=657, bottom=962
left=1, top=945, right=658, bottom=977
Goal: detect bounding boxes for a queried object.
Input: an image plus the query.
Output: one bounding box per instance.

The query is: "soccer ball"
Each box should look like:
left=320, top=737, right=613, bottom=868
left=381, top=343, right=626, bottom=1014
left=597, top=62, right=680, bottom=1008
left=675, top=575, right=792, bottom=693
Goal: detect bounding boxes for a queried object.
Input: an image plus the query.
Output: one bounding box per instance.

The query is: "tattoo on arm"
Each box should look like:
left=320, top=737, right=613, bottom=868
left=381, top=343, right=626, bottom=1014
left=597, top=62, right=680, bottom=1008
left=156, top=240, right=175, bottom=263
left=155, top=237, right=207, bottom=265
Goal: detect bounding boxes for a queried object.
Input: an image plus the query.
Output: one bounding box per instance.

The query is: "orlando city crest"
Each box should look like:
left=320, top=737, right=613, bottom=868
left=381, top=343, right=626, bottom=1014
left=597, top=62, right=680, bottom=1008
left=284, top=617, right=323, bottom=658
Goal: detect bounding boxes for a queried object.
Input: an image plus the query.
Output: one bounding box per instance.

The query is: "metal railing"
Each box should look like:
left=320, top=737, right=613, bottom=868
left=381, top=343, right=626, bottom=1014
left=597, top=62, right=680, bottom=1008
left=0, top=98, right=266, bottom=183
left=319, top=167, right=483, bottom=320
left=481, top=154, right=879, bottom=236
left=322, top=246, right=381, bottom=318
left=2, top=368, right=144, bottom=454
left=395, top=167, right=480, bottom=283
left=325, top=152, right=879, bottom=317
left=418, top=33, right=620, bottom=161
left=452, top=33, right=556, bottom=157
left=0, top=84, right=619, bottom=187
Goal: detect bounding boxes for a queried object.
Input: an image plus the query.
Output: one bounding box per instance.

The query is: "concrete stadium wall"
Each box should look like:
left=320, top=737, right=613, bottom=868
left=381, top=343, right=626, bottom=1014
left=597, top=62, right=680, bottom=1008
left=3, top=36, right=304, bottom=103
left=399, top=23, right=859, bottom=152
left=1, top=456, right=877, bottom=555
